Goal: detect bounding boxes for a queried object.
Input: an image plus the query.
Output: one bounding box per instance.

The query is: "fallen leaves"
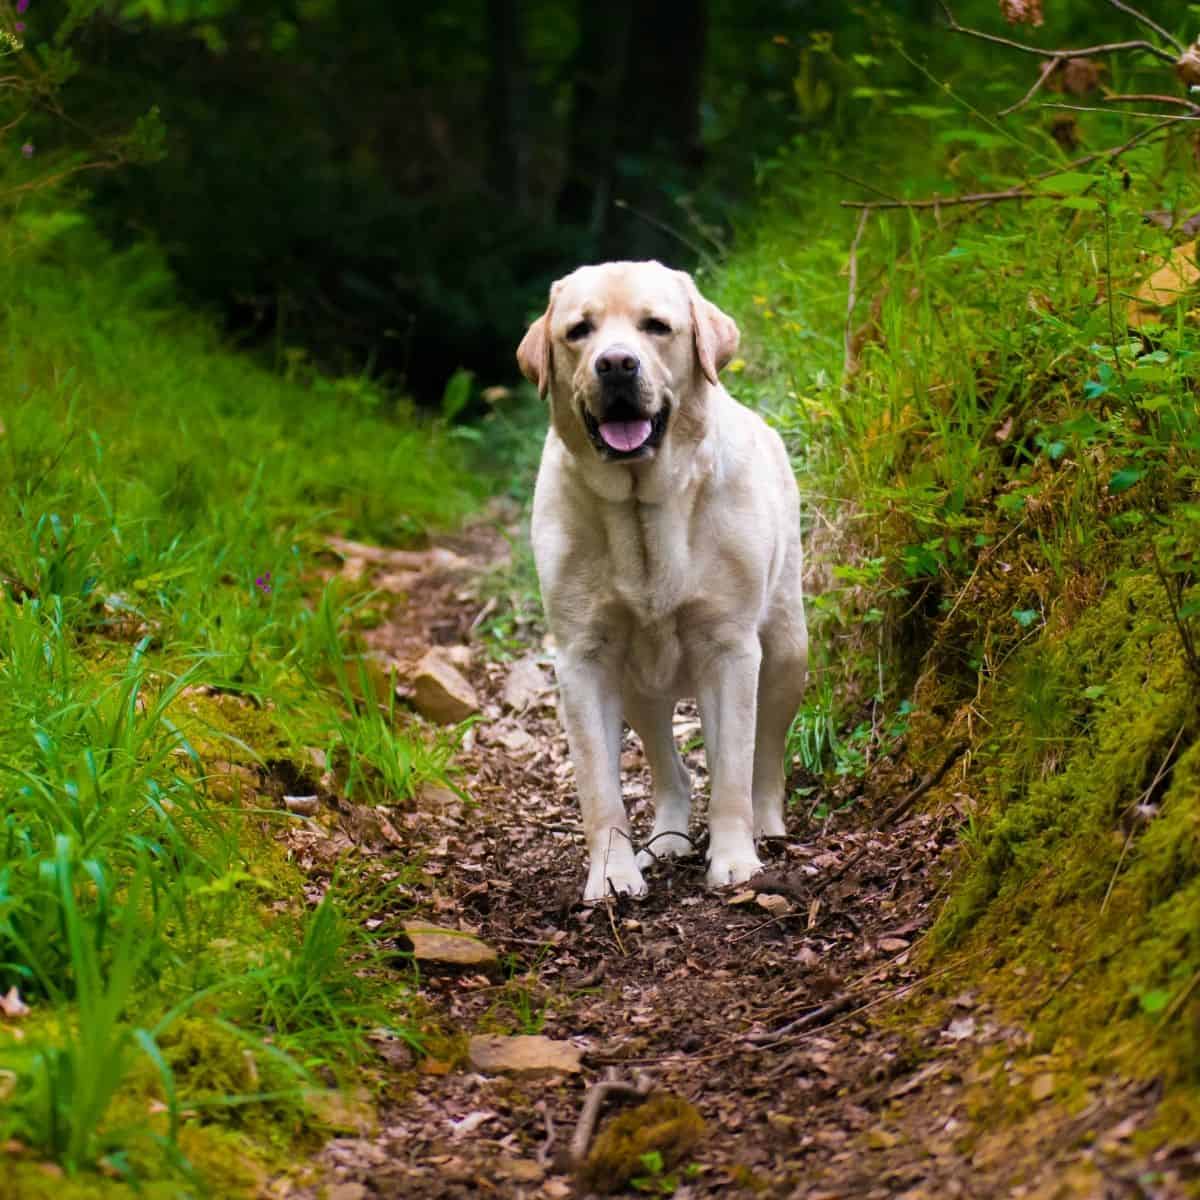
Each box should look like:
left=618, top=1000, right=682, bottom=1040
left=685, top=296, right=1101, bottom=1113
left=285, top=523, right=1175, bottom=1200
left=1128, top=240, right=1200, bottom=328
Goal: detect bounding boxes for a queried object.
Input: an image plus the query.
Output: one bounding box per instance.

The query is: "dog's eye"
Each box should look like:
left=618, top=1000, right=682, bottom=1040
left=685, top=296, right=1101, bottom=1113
left=566, top=321, right=591, bottom=342
left=641, top=318, right=672, bottom=336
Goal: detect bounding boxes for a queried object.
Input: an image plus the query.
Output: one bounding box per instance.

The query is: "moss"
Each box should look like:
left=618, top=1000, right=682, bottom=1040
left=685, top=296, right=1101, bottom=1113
left=928, top=567, right=1200, bottom=1127
left=578, top=1093, right=706, bottom=1195
left=0, top=1084, right=280, bottom=1199
left=159, top=1017, right=301, bottom=1125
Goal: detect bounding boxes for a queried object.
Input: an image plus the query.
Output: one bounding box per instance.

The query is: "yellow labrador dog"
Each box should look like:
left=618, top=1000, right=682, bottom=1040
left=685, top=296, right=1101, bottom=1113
left=517, top=261, right=807, bottom=902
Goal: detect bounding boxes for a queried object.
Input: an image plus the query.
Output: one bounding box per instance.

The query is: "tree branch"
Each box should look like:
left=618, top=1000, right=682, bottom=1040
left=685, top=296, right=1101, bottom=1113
left=843, top=187, right=1037, bottom=211
left=569, top=1073, right=654, bottom=1169
left=1104, top=0, right=1183, bottom=55
left=936, top=1, right=1177, bottom=65
left=841, top=118, right=1179, bottom=212
left=1042, top=102, right=1198, bottom=120
left=842, top=208, right=870, bottom=387
left=998, top=58, right=1060, bottom=117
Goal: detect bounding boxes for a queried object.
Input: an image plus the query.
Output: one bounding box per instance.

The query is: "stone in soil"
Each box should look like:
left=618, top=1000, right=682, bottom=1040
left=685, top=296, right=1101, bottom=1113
left=409, top=648, right=479, bottom=724
left=501, top=655, right=549, bottom=712
left=400, top=922, right=500, bottom=972
left=467, top=1034, right=583, bottom=1075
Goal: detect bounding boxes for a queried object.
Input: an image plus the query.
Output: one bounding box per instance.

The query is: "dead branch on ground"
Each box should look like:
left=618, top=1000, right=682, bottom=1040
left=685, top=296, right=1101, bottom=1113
left=568, top=1070, right=654, bottom=1169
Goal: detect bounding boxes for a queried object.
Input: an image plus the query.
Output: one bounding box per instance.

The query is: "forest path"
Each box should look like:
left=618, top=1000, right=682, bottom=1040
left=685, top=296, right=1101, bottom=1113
left=293, top=511, right=1179, bottom=1200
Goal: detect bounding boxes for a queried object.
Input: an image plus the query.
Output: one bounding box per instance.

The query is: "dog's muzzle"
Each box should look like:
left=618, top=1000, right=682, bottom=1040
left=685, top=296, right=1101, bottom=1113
left=582, top=398, right=670, bottom=459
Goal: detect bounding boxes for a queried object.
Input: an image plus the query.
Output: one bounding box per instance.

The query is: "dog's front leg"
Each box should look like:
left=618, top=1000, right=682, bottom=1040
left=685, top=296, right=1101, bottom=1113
left=556, top=650, right=646, bottom=902
left=697, top=639, right=764, bottom=887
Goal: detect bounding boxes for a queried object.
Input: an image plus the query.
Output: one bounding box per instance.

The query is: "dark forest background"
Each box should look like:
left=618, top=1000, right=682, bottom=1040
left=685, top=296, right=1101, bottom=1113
left=11, top=0, right=1141, bottom=402
left=19, top=0, right=949, bottom=402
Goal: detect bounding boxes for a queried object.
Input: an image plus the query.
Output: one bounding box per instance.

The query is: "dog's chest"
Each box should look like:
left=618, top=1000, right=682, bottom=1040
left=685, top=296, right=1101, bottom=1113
left=597, top=501, right=699, bottom=695
left=600, top=500, right=694, bottom=623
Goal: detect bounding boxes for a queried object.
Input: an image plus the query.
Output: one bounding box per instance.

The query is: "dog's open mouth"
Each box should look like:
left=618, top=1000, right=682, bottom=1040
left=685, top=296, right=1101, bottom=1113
left=582, top=402, right=669, bottom=459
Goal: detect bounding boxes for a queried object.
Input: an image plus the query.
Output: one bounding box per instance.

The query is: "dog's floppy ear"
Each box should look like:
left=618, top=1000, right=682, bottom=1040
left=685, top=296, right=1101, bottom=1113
left=681, top=273, right=739, bottom=386
left=517, top=284, right=559, bottom=399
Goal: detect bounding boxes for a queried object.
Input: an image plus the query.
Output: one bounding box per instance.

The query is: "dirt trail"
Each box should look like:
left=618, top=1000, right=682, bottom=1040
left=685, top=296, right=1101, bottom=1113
left=290, top=518, right=1193, bottom=1200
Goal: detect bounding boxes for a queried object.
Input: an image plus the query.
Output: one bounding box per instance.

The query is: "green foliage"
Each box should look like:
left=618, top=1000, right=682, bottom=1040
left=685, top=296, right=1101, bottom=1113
left=5, top=847, right=179, bottom=1175
left=0, top=209, right=481, bottom=1185
left=708, top=0, right=1199, bottom=1132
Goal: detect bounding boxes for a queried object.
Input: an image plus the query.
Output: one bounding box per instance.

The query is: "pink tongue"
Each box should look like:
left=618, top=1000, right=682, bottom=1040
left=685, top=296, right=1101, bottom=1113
left=598, top=419, right=652, bottom=452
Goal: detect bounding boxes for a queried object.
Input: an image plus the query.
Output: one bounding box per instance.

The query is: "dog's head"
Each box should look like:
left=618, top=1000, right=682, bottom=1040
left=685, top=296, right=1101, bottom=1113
left=517, top=261, right=739, bottom=462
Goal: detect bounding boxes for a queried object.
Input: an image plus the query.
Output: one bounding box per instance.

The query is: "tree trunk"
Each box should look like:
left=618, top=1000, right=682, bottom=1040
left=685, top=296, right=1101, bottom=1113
left=485, top=0, right=530, bottom=215
left=606, top=0, right=707, bottom=261
left=556, top=0, right=636, bottom=245
left=557, top=0, right=708, bottom=261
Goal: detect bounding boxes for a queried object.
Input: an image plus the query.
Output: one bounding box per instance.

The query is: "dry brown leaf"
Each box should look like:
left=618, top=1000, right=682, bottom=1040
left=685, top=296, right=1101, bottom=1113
left=1177, top=41, right=1200, bottom=87
left=1128, top=240, right=1200, bottom=327
left=755, top=893, right=792, bottom=916
left=999, top=0, right=1043, bottom=27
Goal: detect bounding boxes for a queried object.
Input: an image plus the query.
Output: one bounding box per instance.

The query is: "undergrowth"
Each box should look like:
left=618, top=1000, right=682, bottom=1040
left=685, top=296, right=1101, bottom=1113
left=707, top=6, right=1199, bottom=1146
left=0, top=209, right=482, bottom=1192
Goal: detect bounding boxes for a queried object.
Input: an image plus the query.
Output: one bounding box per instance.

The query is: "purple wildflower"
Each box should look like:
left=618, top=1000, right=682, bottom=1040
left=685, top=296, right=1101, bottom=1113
left=255, top=571, right=272, bottom=595
left=20, top=143, right=33, bottom=159
left=16, top=0, right=29, bottom=14
left=14, top=21, right=24, bottom=31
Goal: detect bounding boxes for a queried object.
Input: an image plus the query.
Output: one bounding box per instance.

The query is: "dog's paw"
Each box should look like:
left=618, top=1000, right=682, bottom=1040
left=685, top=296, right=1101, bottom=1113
left=583, top=857, right=647, bottom=904
left=636, top=830, right=694, bottom=869
left=706, top=846, right=763, bottom=889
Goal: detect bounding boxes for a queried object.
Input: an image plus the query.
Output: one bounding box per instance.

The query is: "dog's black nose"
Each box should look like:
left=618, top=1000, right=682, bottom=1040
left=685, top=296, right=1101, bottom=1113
left=595, top=345, right=640, bottom=381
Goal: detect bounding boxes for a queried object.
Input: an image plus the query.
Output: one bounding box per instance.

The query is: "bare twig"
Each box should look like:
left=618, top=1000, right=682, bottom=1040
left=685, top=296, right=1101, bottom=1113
left=1104, top=0, right=1183, bottom=55
left=1101, top=724, right=1187, bottom=915
left=843, top=187, right=1037, bottom=212
left=816, top=741, right=968, bottom=890
left=743, top=994, right=857, bottom=1044
left=842, top=118, right=1178, bottom=212
left=1155, top=967, right=1200, bottom=1031
left=468, top=595, right=497, bottom=631
left=877, top=741, right=968, bottom=828
left=535, top=1100, right=557, bottom=1170
left=1102, top=173, right=1129, bottom=391
left=1043, top=102, right=1198, bottom=120
left=0, top=158, right=120, bottom=200
left=1102, top=92, right=1200, bottom=111
left=842, top=208, right=870, bottom=388
left=636, top=828, right=702, bottom=859
left=936, top=1, right=1176, bottom=65
left=823, top=165, right=904, bottom=205
left=1150, top=545, right=1200, bottom=683
left=942, top=518, right=1030, bottom=628
left=568, top=1071, right=654, bottom=1168
left=998, top=58, right=1060, bottom=117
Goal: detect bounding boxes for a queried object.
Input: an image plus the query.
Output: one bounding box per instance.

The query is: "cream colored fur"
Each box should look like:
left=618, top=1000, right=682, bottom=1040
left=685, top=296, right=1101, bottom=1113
left=517, top=261, right=808, bottom=902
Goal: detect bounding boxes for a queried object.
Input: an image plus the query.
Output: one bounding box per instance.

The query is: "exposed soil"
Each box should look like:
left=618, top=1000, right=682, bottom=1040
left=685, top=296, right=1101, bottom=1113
left=283, top=515, right=1199, bottom=1200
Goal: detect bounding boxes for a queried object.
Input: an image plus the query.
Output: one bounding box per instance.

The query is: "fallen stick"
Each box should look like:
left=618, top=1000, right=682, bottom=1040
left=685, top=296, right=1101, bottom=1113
left=568, top=1071, right=654, bottom=1169
left=743, top=994, right=858, bottom=1045
left=535, top=1100, right=557, bottom=1170
left=818, top=741, right=968, bottom=889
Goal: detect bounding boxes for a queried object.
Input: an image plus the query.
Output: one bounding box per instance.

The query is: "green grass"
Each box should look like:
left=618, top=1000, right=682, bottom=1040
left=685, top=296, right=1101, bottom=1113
left=0, top=209, right=485, bottom=1191
left=706, top=28, right=1200, bottom=1140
